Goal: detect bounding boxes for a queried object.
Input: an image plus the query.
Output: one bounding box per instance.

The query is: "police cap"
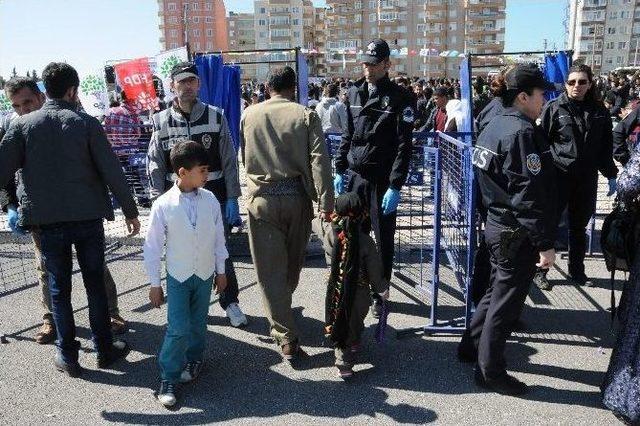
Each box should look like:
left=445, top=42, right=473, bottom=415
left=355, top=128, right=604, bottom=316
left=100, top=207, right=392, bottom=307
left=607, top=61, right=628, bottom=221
left=505, top=64, right=555, bottom=92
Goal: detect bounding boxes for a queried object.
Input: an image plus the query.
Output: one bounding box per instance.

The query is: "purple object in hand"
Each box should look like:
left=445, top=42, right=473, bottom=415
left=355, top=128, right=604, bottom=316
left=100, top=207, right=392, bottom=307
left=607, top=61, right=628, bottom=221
left=375, top=301, right=389, bottom=344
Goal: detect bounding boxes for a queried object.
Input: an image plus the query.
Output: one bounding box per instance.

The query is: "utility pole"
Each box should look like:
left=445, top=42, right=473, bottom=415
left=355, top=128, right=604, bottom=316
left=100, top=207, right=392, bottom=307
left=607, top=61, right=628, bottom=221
left=183, top=3, right=191, bottom=58
left=543, top=38, right=548, bottom=52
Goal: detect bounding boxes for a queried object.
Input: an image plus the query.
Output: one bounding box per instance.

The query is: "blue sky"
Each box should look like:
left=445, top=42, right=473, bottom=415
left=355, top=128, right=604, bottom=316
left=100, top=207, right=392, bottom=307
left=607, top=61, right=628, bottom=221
left=0, top=0, right=567, bottom=79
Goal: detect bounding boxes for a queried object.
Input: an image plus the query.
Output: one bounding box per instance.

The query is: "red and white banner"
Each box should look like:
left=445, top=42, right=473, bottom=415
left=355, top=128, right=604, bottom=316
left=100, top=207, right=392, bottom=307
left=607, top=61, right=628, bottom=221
left=114, top=57, right=158, bottom=114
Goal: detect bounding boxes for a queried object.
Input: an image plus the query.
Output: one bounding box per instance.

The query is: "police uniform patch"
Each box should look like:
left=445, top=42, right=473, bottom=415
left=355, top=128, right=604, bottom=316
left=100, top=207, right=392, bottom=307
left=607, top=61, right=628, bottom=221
left=402, top=106, right=414, bottom=123
left=526, top=153, right=541, bottom=175
left=202, top=134, right=212, bottom=149
left=381, top=96, right=390, bottom=109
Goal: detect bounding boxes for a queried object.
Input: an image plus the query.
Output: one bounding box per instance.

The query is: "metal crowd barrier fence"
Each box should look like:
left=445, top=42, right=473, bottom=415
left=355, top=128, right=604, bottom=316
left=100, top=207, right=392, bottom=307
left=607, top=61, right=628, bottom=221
left=324, top=131, right=476, bottom=335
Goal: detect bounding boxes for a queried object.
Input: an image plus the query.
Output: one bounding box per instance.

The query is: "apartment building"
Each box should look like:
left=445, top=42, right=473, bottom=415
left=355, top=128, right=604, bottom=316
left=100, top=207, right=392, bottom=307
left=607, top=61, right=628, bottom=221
left=228, top=11, right=258, bottom=79
left=568, top=0, right=640, bottom=75
left=324, top=0, right=506, bottom=79
left=158, top=0, right=229, bottom=53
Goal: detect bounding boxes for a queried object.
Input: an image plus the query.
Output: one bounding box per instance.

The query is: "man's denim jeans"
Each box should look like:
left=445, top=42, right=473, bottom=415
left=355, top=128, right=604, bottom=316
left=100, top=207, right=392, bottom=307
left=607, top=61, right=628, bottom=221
left=38, top=219, right=112, bottom=364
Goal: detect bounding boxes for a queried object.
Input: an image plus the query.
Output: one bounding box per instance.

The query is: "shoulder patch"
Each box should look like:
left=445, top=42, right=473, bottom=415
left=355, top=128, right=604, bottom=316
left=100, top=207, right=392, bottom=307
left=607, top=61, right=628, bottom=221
left=402, top=106, right=414, bottom=123
left=526, top=153, right=541, bottom=175
left=472, top=146, right=494, bottom=171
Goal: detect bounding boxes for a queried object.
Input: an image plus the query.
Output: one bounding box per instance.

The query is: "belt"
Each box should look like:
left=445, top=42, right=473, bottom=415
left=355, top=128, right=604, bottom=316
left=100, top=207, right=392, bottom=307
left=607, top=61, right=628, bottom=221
left=255, top=177, right=305, bottom=196
left=166, top=171, right=223, bottom=182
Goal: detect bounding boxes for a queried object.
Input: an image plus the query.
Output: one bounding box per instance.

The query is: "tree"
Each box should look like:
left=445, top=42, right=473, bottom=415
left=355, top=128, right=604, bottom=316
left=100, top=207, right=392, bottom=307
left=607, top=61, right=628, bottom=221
left=0, top=75, right=5, bottom=89
left=26, top=70, right=31, bottom=78
left=11, top=67, right=16, bottom=77
left=32, top=69, right=38, bottom=80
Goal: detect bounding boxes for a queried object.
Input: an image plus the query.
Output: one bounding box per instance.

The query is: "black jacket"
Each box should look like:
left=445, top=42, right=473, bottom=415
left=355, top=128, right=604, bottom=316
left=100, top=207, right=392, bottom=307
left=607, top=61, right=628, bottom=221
left=612, top=106, right=640, bottom=167
left=472, top=108, right=557, bottom=251
left=0, top=114, right=18, bottom=212
left=540, top=93, right=617, bottom=179
left=475, top=97, right=505, bottom=136
left=0, top=100, right=138, bottom=226
left=336, top=76, right=414, bottom=190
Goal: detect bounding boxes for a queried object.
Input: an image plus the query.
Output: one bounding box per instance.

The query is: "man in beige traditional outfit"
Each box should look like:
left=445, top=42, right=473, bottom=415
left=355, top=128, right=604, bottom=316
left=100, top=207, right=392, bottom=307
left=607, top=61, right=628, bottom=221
left=240, top=66, right=334, bottom=360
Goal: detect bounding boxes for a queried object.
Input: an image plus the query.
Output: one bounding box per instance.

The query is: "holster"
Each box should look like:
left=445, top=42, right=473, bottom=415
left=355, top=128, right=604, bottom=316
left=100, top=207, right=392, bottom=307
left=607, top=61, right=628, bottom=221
left=499, top=227, right=528, bottom=261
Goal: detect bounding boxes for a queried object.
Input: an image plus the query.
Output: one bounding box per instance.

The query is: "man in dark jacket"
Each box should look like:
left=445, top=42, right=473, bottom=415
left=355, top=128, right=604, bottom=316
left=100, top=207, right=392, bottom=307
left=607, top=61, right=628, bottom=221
left=613, top=102, right=640, bottom=167
left=334, top=39, right=414, bottom=317
left=0, top=62, right=140, bottom=377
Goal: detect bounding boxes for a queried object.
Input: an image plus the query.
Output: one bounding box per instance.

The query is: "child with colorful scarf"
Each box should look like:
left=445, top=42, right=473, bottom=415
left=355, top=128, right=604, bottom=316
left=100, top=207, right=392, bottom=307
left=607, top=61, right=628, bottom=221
left=312, top=192, right=389, bottom=378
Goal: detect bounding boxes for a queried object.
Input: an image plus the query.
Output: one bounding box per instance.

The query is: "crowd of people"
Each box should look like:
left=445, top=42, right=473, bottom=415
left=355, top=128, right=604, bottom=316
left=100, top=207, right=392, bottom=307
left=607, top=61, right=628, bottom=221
left=2, top=37, right=640, bottom=423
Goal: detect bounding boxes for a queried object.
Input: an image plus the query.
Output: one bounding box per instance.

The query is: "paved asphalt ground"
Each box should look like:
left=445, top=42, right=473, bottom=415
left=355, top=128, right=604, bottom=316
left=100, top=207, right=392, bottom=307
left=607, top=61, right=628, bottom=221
left=0, top=178, right=624, bottom=425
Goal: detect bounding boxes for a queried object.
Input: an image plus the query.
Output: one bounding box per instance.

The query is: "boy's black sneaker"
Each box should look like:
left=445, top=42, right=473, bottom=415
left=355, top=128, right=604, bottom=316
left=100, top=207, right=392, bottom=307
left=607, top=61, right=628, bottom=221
left=180, top=360, right=203, bottom=383
left=158, top=380, right=177, bottom=407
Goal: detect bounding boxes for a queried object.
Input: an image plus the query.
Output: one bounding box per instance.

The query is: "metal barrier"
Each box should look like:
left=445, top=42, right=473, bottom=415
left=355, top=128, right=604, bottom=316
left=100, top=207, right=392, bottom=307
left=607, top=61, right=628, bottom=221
left=435, top=131, right=476, bottom=332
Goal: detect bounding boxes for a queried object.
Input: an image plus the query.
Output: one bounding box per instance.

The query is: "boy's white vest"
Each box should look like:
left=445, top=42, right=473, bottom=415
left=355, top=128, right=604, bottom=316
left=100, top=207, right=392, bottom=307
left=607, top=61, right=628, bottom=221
left=164, top=186, right=220, bottom=282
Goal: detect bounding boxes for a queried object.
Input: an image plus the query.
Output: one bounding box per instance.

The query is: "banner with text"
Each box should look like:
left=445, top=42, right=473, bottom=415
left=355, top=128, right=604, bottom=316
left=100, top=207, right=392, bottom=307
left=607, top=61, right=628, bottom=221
left=114, top=57, right=158, bottom=114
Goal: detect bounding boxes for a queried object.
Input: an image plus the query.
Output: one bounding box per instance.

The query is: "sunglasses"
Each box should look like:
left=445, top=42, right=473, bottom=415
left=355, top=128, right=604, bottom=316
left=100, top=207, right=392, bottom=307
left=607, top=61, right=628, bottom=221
left=566, top=79, right=589, bottom=86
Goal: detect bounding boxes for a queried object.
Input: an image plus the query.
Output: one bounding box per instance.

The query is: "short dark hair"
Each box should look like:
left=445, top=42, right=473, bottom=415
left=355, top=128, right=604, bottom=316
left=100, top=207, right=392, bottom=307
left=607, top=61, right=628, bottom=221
left=42, top=62, right=80, bottom=99
left=267, top=66, right=296, bottom=92
left=324, top=83, right=339, bottom=98
left=502, top=88, right=534, bottom=107
left=4, top=77, right=41, bottom=98
left=170, top=140, right=209, bottom=173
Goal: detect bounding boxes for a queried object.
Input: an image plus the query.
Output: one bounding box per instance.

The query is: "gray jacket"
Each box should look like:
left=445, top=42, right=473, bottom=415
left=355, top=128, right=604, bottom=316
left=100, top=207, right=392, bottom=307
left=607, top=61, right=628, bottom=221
left=0, top=99, right=138, bottom=226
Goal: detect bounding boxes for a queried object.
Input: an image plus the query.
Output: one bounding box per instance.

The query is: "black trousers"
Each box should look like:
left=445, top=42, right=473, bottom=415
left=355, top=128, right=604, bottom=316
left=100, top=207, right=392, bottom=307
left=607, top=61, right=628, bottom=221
left=557, top=170, right=598, bottom=277
left=460, top=221, right=537, bottom=379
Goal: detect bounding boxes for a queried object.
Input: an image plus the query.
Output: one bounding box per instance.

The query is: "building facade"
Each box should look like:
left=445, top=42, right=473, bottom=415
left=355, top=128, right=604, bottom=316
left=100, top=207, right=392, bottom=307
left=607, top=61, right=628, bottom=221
left=324, top=0, right=506, bottom=79
left=568, top=0, right=640, bottom=75
left=228, top=11, right=258, bottom=80
left=158, top=0, right=229, bottom=54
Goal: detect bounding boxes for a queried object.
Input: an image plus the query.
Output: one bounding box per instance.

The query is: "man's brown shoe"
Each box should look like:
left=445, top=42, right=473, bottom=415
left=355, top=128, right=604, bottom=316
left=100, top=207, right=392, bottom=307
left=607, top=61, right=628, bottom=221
left=35, top=323, right=56, bottom=345
left=110, top=315, right=128, bottom=335
left=281, top=342, right=300, bottom=361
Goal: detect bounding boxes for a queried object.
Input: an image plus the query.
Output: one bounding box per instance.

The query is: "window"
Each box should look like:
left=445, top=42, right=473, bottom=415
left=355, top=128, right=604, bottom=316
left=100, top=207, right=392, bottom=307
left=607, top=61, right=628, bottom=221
left=170, top=29, right=178, bottom=37
left=594, top=55, right=601, bottom=66
left=370, top=27, right=377, bottom=35
left=606, top=41, right=614, bottom=49
left=449, top=9, right=457, bottom=18
left=397, top=25, right=407, bottom=33
left=369, top=0, right=376, bottom=8
left=170, top=42, right=179, bottom=49
left=369, top=13, right=376, bottom=22
left=292, top=6, right=299, bottom=13
left=617, top=56, right=624, bottom=64
left=620, top=26, right=629, bottom=34
left=450, top=35, right=457, bottom=44
left=448, top=22, right=457, bottom=31
left=270, top=28, right=291, bottom=37
left=192, top=16, right=199, bottom=23
left=192, top=2, right=198, bottom=11
left=206, top=42, right=213, bottom=50
left=260, top=7, right=266, bottom=14
left=397, top=38, right=407, bottom=47
left=379, top=12, right=397, bottom=21
left=610, top=11, right=618, bottom=19
left=205, top=17, right=212, bottom=24
left=417, top=24, right=426, bottom=33
left=167, top=2, right=176, bottom=11
left=193, top=29, right=201, bottom=37
left=293, top=31, right=300, bottom=38
left=169, top=16, right=178, bottom=24
left=292, top=18, right=299, bottom=25
left=354, top=1, right=362, bottom=8
left=354, top=14, right=362, bottom=23
left=259, top=19, right=266, bottom=26
left=229, top=30, right=234, bottom=37
left=605, top=56, right=613, bottom=64
left=607, top=27, right=616, bottom=34
left=207, top=29, right=213, bottom=37
left=384, top=26, right=391, bottom=34
left=259, top=32, right=266, bottom=38
left=204, top=2, right=212, bottom=11
left=194, top=42, right=201, bottom=51
left=619, top=41, right=628, bottom=49
left=270, top=16, right=290, bottom=25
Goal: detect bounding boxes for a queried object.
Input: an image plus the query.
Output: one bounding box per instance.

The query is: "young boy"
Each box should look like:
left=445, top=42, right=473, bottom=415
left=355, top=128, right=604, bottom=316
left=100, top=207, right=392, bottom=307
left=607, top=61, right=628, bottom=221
left=143, top=140, right=229, bottom=407
left=312, top=192, right=389, bottom=379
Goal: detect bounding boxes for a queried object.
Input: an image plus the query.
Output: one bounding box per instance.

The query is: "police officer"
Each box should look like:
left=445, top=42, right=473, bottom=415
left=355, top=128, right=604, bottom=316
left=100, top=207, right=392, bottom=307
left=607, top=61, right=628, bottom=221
left=147, top=62, right=248, bottom=327
left=334, top=39, right=414, bottom=317
left=458, top=64, right=557, bottom=395
left=535, top=64, right=618, bottom=289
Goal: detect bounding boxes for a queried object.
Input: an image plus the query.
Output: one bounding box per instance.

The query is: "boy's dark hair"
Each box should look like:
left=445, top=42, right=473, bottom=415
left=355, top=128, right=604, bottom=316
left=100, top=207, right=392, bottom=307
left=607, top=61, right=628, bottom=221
left=267, top=66, right=296, bottom=92
left=4, top=77, right=41, bottom=98
left=42, top=62, right=80, bottom=99
left=170, top=140, right=209, bottom=174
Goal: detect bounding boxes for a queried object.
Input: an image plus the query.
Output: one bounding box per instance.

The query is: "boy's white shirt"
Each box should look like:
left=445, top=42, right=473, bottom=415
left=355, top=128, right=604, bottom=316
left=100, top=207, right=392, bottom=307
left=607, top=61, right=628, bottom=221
left=143, top=183, right=228, bottom=287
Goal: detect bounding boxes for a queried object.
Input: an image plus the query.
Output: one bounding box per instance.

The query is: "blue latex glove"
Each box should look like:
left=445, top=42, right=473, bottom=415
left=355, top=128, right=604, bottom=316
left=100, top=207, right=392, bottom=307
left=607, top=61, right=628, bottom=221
left=225, top=198, right=242, bottom=227
left=334, top=174, right=345, bottom=195
left=7, top=206, right=26, bottom=236
left=607, top=178, right=617, bottom=197
left=381, top=188, right=401, bottom=215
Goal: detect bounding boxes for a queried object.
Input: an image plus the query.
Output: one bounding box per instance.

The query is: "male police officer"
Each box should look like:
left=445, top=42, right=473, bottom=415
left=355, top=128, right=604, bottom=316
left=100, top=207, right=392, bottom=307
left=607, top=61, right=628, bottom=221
left=334, top=39, right=414, bottom=317
left=458, top=64, right=557, bottom=395
left=147, top=62, right=247, bottom=327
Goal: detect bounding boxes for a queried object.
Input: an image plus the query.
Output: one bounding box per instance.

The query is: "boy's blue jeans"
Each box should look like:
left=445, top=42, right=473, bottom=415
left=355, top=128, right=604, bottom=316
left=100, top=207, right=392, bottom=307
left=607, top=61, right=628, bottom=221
left=158, top=274, right=213, bottom=383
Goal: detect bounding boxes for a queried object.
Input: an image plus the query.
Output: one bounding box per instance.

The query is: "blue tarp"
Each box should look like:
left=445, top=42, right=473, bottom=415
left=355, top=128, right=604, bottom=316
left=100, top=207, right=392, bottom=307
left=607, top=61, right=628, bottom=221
left=195, top=55, right=242, bottom=152
left=297, top=51, right=309, bottom=106
left=543, top=52, right=571, bottom=101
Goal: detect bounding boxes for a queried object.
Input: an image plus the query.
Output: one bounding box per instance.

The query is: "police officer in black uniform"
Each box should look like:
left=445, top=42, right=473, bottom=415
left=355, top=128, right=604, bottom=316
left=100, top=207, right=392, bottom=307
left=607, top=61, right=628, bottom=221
left=458, top=64, right=557, bottom=396
left=334, top=39, right=414, bottom=317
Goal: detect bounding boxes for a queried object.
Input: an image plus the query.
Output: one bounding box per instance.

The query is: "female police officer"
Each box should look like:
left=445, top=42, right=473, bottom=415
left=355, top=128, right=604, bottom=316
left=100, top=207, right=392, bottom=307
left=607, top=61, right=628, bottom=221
left=458, top=64, right=557, bottom=396
left=534, top=64, right=618, bottom=289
